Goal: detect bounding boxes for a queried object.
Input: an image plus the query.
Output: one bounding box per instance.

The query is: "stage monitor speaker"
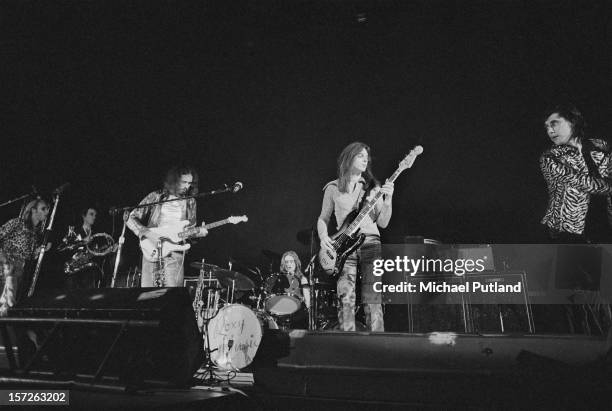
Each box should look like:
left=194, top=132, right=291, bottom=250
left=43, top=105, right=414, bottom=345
left=464, top=271, right=534, bottom=333
left=1, top=287, right=203, bottom=388
left=253, top=332, right=607, bottom=409
left=386, top=271, right=534, bottom=334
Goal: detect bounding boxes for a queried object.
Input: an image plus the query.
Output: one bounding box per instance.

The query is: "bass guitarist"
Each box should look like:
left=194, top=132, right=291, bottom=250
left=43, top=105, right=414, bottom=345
left=127, top=165, right=208, bottom=287
left=317, top=142, right=394, bottom=332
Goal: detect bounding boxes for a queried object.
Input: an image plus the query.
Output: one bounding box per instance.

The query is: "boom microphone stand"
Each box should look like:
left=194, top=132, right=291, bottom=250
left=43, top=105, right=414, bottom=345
left=108, top=182, right=243, bottom=215
left=0, top=187, right=38, bottom=209
left=28, top=184, right=68, bottom=297
left=306, top=255, right=317, bottom=330
left=306, top=227, right=317, bottom=330
left=110, top=211, right=128, bottom=287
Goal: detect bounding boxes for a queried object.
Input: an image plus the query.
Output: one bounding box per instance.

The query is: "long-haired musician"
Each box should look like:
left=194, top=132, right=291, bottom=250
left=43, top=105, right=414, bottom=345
left=317, top=142, right=394, bottom=332
left=263, top=251, right=311, bottom=329
left=127, top=165, right=208, bottom=287
left=0, top=199, right=50, bottom=316
left=267, top=251, right=311, bottom=309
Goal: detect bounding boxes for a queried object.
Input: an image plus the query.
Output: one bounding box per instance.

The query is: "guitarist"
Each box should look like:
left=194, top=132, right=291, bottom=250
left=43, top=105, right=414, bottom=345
left=317, top=142, right=394, bottom=332
left=127, top=165, right=207, bottom=287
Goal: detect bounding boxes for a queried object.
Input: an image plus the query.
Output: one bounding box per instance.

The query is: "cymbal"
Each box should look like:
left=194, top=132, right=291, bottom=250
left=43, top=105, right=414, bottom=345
left=190, top=262, right=220, bottom=271
left=203, top=285, right=226, bottom=291
left=229, top=257, right=260, bottom=276
left=262, top=249, right=281, bottom=260
left=214, top=268, right=255, bottom=291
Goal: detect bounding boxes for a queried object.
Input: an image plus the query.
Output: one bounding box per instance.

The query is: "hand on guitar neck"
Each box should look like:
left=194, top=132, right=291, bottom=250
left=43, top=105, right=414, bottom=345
left=366, top=181, right=395, bottom=203
left=180, top=222, right=209, bottom=239
left=141, top=221, right=209, bottom=243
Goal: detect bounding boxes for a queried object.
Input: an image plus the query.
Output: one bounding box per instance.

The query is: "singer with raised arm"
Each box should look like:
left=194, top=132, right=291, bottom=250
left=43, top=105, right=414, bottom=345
left=0, top=199, right=50, bottom=316
left=127, top=165, right=208, bottom=287
left=317, top=142, right=395, bottom=332
left=540, top=104, right=612, bottom=242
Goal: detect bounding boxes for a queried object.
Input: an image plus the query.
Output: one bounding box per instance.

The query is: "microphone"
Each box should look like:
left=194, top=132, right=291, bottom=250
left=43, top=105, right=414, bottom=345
left=52, top=182, right=71, bottom=195
left=414, top=145, right=424, bottom=155
left=231, top=181, right=243, bottom=193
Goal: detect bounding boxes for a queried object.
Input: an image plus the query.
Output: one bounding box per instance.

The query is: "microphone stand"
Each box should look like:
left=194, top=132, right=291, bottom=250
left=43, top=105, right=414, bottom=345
left=110, top=211, right=129, bottom=287
left=108, top=184, right=239, bottom=215
left=0, top=189, right=38, bottom=208
left=28, top=191, right=61, bottom=297
left=307, top=227, right=317, bottom=330
left=306, top=255, right=317, bottom=330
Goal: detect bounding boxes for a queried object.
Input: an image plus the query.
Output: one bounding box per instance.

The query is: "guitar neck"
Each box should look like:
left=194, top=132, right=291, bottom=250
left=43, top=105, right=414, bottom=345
left=345, top=167, right=404, bottom=235
left=203, top=218, right=232, bottom=230
left=179, top=218, right=231, bottom=239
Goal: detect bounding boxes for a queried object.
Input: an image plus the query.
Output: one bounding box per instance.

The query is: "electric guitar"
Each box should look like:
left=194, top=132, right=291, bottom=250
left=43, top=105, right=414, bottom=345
left=140, top=215, right=248, bottom=261
left=318, top=146, right=423, bottom=277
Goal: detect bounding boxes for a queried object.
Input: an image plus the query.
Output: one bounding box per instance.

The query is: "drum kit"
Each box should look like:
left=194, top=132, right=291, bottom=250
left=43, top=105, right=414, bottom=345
left=189, top=260, right=276, bottom=375
left=189, top=254, right=339, bottom=374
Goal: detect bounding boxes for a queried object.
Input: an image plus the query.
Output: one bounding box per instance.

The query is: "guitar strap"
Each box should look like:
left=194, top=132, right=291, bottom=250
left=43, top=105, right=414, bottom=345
left=356, top=182, right=378, bottom=222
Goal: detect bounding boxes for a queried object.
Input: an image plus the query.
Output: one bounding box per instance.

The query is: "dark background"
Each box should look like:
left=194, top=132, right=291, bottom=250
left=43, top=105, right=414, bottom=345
left=1, top=0, right=611, bottom=275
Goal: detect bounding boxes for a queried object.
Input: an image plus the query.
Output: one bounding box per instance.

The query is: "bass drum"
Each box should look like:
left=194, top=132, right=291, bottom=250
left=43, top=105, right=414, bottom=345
left=206, top=304, right=277, bottom=371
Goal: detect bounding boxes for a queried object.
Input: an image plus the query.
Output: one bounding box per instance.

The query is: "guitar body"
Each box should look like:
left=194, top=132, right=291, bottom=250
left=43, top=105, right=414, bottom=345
left=318, top=232, right=366, bottom=277
left=318, top=209, right=367, bottom=276
left=140, top=220, right=192, bottom=262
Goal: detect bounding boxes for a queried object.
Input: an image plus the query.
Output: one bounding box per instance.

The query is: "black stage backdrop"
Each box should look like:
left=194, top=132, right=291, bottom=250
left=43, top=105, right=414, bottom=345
left=1, top=1, right=611, bottom=273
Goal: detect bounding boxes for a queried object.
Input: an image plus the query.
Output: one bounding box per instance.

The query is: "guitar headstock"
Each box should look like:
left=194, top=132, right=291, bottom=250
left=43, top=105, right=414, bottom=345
left=398, top=145, right=424, bottom=171
left=228, top=215, right=248, bottom=224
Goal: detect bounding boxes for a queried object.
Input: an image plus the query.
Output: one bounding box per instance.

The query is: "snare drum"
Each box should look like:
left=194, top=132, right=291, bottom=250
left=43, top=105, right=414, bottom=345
left=206, top=304, right=276, bottom=371
left=264, top=293, right=303, bottom=316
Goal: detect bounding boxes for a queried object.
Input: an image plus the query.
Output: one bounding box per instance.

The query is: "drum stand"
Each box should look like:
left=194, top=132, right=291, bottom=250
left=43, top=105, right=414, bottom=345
left=196, top=274, right=226, bottom=386
left=197, top=313, right=224, bottom=386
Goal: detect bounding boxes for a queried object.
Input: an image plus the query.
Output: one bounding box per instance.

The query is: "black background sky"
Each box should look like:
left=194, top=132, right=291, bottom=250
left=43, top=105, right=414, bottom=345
left=1, top=0, right=611, bottom=274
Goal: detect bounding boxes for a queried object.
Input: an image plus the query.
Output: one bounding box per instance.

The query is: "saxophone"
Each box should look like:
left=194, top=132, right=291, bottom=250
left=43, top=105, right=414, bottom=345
left=153, top=240, right=166, bottom=287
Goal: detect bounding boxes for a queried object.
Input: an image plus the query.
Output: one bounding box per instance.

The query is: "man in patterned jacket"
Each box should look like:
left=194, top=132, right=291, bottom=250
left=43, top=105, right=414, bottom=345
left=0, top=199, right=50, bottom=316
left=540, top=104, right=612, bottom=242
left=127, top=165, right=207, bottom=287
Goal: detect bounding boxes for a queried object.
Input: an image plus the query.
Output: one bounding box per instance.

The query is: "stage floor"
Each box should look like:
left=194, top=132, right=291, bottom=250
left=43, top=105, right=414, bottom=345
left=2, top=331, right=611, bottom=410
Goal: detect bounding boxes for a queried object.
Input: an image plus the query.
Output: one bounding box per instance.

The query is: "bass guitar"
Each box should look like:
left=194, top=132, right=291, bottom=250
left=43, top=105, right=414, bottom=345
left=140, top=215, right=248, bottom=261
left=318, top=146, right=423, bottom=277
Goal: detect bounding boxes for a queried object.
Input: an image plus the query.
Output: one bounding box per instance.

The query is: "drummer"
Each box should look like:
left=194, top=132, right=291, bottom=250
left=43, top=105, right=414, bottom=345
left=267, top=251, right=310, bottom=309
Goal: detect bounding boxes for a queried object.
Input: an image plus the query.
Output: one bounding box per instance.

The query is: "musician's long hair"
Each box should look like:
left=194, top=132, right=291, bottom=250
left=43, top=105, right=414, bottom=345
left=163, top=165, right=199, bottom=196
left=337, top=142, right=379, bottom=193
left=20, top=198, right=49, bottom=231
left=280, top=251, right=304, bottom=280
